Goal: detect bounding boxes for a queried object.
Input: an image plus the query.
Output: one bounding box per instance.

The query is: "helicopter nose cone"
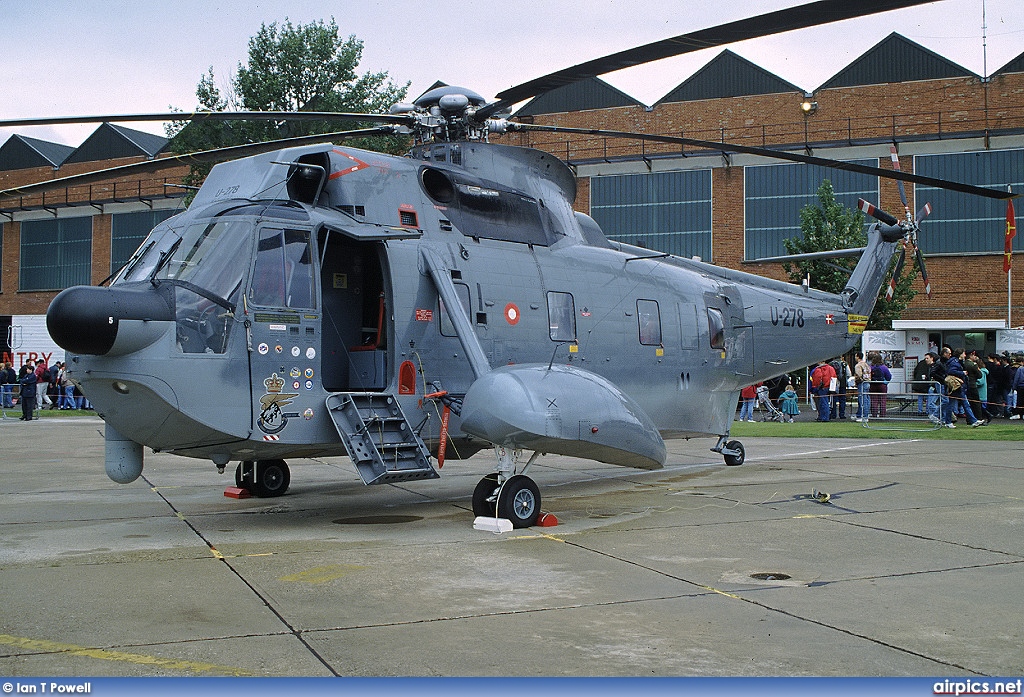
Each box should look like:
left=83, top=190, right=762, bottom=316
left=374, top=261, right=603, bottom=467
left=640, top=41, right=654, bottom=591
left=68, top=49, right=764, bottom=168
left=47, top=285, right=174, bottom=356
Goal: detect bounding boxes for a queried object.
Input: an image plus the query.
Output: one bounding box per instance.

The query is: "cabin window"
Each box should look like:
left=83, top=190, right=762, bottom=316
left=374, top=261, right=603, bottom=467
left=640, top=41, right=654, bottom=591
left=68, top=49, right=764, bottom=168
left=249, top=227, right=315, bottom=309
left=637, top=299, right=662, bottom=346
left=547, top=291, right=576, bottom=342
left=439, top=282, right=472, bottom=337
left=708, top=308, right=725, bottom=350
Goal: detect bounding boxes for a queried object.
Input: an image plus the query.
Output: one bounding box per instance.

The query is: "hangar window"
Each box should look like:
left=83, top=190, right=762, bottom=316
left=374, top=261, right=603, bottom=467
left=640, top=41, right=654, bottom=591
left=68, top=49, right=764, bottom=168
left=637, top=299, right=662, bottom=346
left=591, top=170, right=712, bottom=261
left=915, top=148, right=1024, bottom=255
left=547, top=291, right=576, bottom=342
left=111, top=209, right=177, bottom=275
left=744, top=161, right=877, bottom=260
left=19, top=216, right=92, bottom=291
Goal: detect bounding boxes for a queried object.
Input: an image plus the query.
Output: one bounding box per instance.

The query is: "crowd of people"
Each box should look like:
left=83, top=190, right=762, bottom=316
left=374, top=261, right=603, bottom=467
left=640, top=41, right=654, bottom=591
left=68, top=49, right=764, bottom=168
left=737, top=347, right=1024, bottom=427
left=0, top=359, right=91, bottom=421
left=917, top=347, right=1024, bottom=428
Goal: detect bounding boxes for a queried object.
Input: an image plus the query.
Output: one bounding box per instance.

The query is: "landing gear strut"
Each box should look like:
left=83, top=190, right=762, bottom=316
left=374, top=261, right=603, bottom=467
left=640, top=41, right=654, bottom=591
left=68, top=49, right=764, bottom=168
left=471, top=448, right=541, bottom=528
left=235, top=459, right=291, bottom=497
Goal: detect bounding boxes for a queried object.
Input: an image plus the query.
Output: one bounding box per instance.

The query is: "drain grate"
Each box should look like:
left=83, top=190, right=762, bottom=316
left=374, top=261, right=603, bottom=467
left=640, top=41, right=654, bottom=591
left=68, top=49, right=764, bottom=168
left=750, top=572, right=791, bottom=581
left=333, top=515, right=423, bottom=525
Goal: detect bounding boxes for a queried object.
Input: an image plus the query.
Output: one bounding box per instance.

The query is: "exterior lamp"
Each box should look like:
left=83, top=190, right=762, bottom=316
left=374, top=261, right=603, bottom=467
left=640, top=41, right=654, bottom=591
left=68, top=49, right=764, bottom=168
left=801, top=93, right=818, bottom=114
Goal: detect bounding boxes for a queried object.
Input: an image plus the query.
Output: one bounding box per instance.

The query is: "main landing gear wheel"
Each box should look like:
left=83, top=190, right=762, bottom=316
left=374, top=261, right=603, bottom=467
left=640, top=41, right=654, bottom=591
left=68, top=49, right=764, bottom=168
left=723, top=440, right=745, bottom=466
left=496, top=475, right=541, bottom=528
left=472, top=473, right=500, bottom=518
left=471, top=473, right=542, bottom=528
left=235, top=459, right=290, bottom=497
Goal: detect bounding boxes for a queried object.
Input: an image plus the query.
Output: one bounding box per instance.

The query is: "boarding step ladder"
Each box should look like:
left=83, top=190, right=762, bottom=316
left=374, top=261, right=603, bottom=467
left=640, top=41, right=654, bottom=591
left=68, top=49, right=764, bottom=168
left=326, top=392, right=439, bottom=485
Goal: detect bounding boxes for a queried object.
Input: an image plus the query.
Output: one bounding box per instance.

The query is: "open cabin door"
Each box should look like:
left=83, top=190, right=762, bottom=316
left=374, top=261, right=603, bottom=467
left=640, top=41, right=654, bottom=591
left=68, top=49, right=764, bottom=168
left=317, top=222, right=420, bottom=392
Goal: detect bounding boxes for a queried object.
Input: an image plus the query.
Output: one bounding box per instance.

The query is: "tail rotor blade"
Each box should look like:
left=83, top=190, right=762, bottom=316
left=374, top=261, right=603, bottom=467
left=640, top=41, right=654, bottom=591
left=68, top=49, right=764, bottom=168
left=889, top=145, right=910, bottom=211
left=914, top=244, right=931, bottom=298
left=916, top=201, right=932, bottom=221
left=858, top=198, right=899, bottom=226
left=886, top=244, right=906, bottom=301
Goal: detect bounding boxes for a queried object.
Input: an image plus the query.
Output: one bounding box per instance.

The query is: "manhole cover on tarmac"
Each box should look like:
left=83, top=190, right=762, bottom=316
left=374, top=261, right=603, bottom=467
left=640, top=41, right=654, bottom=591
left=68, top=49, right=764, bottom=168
left=750, top=572, right=792, bottom=581
left=332, top=515, right=423, bottom=525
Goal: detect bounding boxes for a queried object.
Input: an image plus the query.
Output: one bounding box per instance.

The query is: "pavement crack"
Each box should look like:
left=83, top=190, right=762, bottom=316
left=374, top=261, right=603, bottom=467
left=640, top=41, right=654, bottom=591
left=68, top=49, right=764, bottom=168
left=141, top=474, right=341, bottom=677
left=558, top=536, right=988, bottom=676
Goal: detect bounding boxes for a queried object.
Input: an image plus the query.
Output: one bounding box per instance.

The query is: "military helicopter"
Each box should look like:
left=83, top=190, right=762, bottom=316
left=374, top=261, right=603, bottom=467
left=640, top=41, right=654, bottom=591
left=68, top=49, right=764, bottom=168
left=2, top=0, right=1015, bottom=528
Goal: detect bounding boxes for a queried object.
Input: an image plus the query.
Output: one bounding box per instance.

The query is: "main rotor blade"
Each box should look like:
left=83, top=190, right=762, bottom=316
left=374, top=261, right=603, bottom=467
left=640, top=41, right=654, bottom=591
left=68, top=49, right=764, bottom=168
left=483, top=0, right=939, bottom=116
left=511, top=123, right=1017, bottom=200
left=0, top=127, right=394, bottom=199
left=750, top=247, right=867, bottom=263
left=0, top=111, right=412, bottom=129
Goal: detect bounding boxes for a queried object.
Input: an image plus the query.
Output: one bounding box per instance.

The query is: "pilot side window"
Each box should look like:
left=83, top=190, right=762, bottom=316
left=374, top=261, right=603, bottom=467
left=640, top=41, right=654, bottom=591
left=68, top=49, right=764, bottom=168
left=708, top=308, right=726, bottom=350
left=637, top=299, right=662, bottom=346
left=250, top=228, right=315, bottom=309
left=547, top=291, right=576, bottom=342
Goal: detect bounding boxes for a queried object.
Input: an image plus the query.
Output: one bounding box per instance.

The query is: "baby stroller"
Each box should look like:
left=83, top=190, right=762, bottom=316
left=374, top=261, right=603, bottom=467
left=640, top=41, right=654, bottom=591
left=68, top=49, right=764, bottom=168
left=755, top=385, right=786, bottom=422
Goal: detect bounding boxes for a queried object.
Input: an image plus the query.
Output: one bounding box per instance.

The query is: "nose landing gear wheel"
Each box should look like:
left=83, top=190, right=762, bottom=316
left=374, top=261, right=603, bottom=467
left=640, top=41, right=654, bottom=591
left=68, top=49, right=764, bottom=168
left=235, top=459, right=290, bottom=497
left=496, top=475, right=540, bottom=528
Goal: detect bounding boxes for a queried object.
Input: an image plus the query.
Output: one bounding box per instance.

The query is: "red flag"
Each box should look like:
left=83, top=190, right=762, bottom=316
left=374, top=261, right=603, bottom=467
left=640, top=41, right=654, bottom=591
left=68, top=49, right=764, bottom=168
left=1006, top=200, right=1017, bottom=273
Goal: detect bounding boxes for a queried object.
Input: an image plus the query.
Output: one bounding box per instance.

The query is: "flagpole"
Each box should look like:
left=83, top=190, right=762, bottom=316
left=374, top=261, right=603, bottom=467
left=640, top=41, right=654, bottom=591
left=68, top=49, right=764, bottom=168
left=1008, top=187, right=1016, bottom=328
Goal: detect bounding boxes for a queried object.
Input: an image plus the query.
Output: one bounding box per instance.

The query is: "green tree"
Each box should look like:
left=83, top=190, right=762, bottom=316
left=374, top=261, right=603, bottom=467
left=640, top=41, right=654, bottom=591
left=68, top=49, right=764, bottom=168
left=782, top=180, right=916, bottom=330
left=167, top=18, right=409, bottom=186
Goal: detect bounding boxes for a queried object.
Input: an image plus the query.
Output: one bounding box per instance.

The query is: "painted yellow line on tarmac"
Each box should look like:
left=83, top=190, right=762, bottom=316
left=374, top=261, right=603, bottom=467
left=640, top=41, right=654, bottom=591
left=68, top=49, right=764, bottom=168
left=0, top=633, right=252, bottom=676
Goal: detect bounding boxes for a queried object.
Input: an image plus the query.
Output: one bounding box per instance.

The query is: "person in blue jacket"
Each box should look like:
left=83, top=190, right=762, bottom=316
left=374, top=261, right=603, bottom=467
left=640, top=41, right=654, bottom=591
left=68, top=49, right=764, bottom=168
left=18, top=359, right=37, bottom=421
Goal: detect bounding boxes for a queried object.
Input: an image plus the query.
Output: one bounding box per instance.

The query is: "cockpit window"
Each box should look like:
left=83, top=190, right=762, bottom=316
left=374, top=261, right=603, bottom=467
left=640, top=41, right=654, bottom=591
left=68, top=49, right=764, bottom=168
left=151, top=218, right=250, bottom=355
left=249, top=227, right=315, bottom=309
left=155, top=219, right=250, bottom=299
left=117, top=222, right=179, bottom=284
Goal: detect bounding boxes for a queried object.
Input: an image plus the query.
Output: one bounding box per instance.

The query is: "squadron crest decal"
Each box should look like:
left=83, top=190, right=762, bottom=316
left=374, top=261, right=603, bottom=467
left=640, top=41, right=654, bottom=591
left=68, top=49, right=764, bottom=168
left=257, top=373, right=300, bottom=435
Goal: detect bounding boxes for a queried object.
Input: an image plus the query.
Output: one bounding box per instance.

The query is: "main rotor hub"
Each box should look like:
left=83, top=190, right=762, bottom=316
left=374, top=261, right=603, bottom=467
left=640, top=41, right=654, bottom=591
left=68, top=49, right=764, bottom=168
left=390, top=85, right=508, bottom=145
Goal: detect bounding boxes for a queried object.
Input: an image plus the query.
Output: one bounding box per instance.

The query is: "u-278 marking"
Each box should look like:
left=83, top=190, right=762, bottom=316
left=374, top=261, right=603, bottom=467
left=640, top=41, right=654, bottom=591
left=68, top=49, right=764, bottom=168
left=770, top=306, right=805, bottom=328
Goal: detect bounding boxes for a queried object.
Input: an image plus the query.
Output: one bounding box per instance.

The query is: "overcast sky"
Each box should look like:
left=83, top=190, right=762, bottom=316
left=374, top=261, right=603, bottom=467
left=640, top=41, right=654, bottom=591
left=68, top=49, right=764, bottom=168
left=1, top=0, right=1021, bottom=147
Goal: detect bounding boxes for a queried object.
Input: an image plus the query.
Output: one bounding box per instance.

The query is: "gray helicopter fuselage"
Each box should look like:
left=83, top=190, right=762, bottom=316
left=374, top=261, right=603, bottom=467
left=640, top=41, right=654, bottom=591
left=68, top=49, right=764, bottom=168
left=53, top=140, right=891, bottom=471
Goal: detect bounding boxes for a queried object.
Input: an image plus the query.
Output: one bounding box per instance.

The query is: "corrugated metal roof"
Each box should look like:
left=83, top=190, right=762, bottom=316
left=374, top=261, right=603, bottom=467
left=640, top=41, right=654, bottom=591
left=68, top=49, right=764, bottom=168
left=819, top=33, right=976, bottom=89
left=63, top=123, right=169, bottom=164
left=514, top=77, right=643, bottom=116
left=995, top=51, right=1024, bottom=76
left=0, top=134, right=75, bottom=170
left=657, top=50, right=802, bottom=104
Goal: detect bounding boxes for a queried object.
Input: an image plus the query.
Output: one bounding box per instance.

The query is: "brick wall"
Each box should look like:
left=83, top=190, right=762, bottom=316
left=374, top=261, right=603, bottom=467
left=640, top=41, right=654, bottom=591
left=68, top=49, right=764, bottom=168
left=505, top=73, right=1024, bottom=321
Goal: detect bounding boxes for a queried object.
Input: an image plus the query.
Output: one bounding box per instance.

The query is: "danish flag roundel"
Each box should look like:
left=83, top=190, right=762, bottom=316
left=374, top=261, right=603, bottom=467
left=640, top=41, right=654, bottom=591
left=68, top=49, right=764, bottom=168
left=504, top=303, right=520, bottom=325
